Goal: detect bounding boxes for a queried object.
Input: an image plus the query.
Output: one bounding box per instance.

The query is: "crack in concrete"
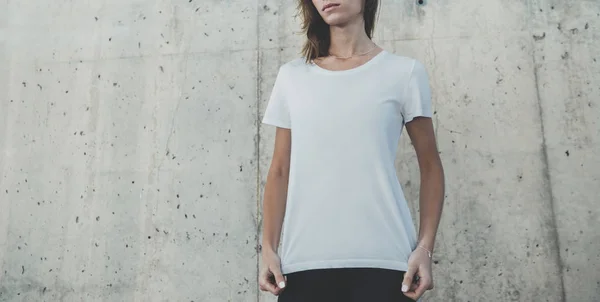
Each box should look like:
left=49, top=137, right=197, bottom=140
left=531, top=38, right=567, bottom=302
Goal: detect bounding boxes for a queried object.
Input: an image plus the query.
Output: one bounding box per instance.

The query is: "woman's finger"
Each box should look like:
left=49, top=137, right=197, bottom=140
left=406, top=276, right=431, bottom=300
left=410, top=279, right=419, bottom=292
left=259, top=277, right=277, bottom=293
left=258, top=269, right=278, bottom=294
left=271, top=264, right=286, bottom=290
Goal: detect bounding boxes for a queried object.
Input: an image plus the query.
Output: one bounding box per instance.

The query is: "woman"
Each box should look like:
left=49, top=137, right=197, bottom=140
left=258, top=0, right=445, bottom=301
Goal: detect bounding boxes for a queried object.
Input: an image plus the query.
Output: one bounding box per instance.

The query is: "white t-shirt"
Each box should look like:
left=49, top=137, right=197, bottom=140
left=262, top=50, right=432, bottom=274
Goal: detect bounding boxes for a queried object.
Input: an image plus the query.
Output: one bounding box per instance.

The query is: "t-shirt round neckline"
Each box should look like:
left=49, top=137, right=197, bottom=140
left=309, top=50, right=388, bottom=75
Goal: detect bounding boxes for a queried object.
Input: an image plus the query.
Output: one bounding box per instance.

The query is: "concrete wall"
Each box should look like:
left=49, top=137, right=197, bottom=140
left=0, top=0, right=598, bottom=301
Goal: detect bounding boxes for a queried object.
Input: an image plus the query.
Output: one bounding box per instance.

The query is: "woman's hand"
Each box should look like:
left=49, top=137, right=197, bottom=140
left=258, top=249, right=287, bottom=296
left=402, top=246, right=434, bottom=300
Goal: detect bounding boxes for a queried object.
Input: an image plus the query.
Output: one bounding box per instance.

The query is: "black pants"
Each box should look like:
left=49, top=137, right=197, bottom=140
left=277, top=268, right=416, bottom=302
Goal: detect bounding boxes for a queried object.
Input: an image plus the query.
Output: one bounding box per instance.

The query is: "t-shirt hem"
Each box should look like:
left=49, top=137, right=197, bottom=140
left=281, top=259, right=409, bottom=275
left=261, top=118, right=291, bottom=129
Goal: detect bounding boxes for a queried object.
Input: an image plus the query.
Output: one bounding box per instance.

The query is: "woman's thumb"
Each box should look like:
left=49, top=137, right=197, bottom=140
left=272, top=265, right=286, bottom=289
left=402, top=269, right=414, bottom=292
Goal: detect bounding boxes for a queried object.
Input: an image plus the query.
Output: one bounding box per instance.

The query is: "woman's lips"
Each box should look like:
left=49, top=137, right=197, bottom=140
left=323, top=3, right=340, bottom=12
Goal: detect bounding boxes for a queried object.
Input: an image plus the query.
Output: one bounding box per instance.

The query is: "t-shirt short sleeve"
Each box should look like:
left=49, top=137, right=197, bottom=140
left=401, top=59, right=432, bottom=124
left=262, top=67, right=291, bottom=129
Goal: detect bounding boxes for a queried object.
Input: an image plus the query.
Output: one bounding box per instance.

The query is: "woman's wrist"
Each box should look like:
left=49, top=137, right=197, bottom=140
left=417, top=235, right=435, bottom=252
left=416, top=245, right=433, bottom=258
left=261, top=242, right=278, bottom=255
left=416, top=236, right=435, bottom=257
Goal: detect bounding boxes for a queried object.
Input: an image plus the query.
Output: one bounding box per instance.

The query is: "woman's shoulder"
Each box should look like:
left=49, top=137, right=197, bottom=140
left=281, top=57, right=311, bottom=69
left=381, top=51, right=422, bottom=69
left=274, top=57, right=312, bottom=76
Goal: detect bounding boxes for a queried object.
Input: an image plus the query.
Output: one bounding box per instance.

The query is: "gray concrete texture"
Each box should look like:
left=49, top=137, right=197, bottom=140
left=0, top=0, right=598, bottom=301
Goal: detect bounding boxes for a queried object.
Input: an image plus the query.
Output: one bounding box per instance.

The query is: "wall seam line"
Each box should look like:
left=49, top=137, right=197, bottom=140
left=255, top=1, right=262, bottom=302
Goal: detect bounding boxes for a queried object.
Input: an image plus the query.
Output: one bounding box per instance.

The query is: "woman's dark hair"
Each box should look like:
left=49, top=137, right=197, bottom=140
left=297, top=0, right=380, bottom=62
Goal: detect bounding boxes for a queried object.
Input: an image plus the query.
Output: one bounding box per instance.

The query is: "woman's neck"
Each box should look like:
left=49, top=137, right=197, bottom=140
left=328, top=18, right=374, bottom=57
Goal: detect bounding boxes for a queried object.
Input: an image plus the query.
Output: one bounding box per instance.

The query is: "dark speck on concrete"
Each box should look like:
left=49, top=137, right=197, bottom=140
left=76, top=216, right=79, bottom=223
left=562, top=52, right=569, bottom=60
left=22, top=266, right=25, bottom=274
left=177, top=204, right=180, bottom=209
left=96, top=216, right=100, bottom=221
left=585, top=23, right=589, bottom=30
left=565, top=150, right=570, bottom=156
left=95, top=17, right=98, bottom=21
left=109, top=37, right=112, bottom=41
left=533, top=32, right=545, bottom=41
left=37, top=84, right=43, bottom=90
left=113, top=82, right=118, bottom=87
left=22, top=82, right=26, bottom=87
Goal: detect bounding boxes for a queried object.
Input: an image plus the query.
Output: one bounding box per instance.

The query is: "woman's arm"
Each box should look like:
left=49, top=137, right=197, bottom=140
left=259, top=127, right=291, bottom=296
left=406, top=116, right=445, bottom=253
left=402, top=116, right=445, bottom=300
left=262, top=127, right=291, bottom=253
